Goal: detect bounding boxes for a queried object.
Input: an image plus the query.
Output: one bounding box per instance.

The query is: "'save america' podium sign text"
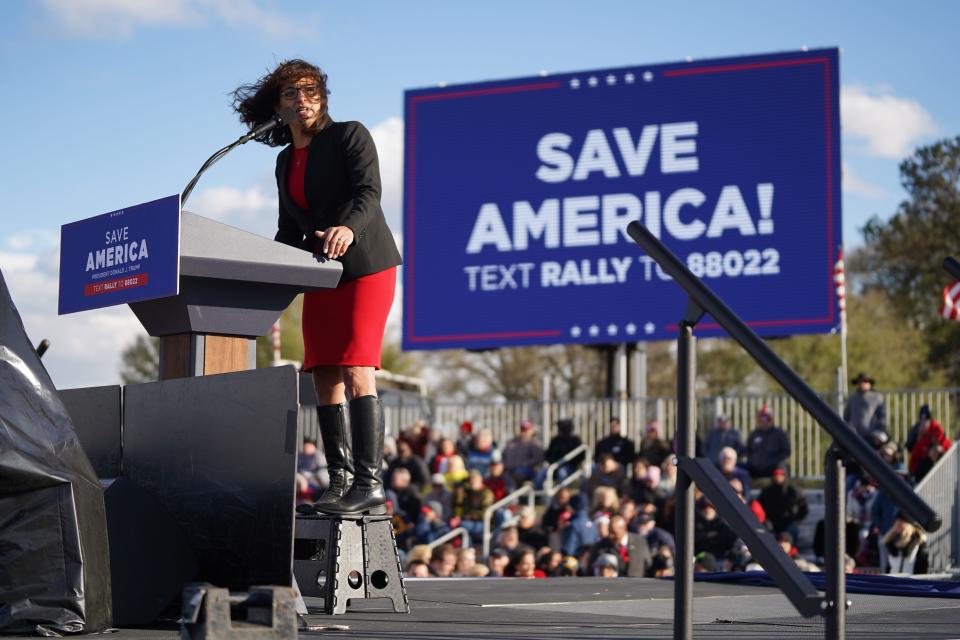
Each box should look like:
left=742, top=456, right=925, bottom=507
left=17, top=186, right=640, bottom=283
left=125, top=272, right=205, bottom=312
left=59, top=194, right=180, bottom=315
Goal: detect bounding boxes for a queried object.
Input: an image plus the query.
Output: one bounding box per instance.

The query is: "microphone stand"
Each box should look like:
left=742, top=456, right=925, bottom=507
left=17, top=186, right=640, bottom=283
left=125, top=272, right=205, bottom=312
left=180, top=110, right=292, bottom=207
left=180, top=140, right=242, bottom=207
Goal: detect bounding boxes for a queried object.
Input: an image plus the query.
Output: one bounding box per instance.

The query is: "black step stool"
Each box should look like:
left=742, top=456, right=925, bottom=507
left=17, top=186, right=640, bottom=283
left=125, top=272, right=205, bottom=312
left=293, top=513, right=409, bottom=615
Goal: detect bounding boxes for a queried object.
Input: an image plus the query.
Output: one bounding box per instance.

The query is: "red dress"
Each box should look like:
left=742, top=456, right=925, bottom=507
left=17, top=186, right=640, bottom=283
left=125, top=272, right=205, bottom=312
left=288, top=145, right=395, bottom=370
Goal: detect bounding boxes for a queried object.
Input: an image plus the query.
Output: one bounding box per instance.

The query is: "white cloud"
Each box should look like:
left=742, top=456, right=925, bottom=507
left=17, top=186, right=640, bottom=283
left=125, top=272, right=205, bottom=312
left=204, top=0, right=310, bottom=40
left=189, top=181, right=278, bottom=239
left=39, top=0, right=309, bottom=40
left=40, top=0, right=200, bottom=38
left=5, top=229, right=60, bottom=251
left=841, top=84, right=937, bottom=159
left=370, top=117, right=404, bottom=232
left=841, top=162, right=884, bottom=199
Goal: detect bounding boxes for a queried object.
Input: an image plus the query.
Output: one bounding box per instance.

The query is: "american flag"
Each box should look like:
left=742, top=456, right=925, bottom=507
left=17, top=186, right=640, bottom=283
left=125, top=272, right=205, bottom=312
left=834, top=248, right=846, bottom=320
left=835, top=247, right=848, bottom=384
left=940, top=282, right=960, bottom=321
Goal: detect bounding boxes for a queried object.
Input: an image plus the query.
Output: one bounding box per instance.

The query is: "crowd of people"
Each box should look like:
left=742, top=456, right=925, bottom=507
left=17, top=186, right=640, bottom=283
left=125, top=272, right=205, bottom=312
left=295, top=372, right=952, bottom=579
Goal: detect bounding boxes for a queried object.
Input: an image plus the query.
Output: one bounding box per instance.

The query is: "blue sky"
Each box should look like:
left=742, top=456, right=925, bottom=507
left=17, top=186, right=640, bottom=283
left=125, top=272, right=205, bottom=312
left=0, top=0, right=956, bottom=389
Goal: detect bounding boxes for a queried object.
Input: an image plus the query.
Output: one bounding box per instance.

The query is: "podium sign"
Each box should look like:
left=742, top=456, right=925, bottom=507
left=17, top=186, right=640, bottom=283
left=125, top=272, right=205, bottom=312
left=59, top=195, right=181, bottom=315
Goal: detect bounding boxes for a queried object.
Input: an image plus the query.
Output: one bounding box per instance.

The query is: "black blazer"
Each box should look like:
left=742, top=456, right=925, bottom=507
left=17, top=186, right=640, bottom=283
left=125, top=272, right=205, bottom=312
left=274, top=120, right=402, bottom=282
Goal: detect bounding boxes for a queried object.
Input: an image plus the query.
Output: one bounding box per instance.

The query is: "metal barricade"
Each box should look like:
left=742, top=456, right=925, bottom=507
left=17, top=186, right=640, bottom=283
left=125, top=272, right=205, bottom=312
left=914, top=442, right=960, bottom=572
left=422, top=526, right=472, bottom=554
left=542, top=444, right=591, bottom=498
left=481, top=484, right=536, bottom=559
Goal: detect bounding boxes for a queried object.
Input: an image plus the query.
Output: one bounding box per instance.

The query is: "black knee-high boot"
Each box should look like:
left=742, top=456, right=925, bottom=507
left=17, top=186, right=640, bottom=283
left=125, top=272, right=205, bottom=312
left=311, top=403, right=353, bottom=509
left=315, top=395, right=385, bottom=515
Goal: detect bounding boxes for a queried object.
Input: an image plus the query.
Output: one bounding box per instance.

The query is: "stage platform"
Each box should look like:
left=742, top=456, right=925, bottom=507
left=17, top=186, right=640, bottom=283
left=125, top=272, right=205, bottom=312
left=9, top=577, right=960, bottom=639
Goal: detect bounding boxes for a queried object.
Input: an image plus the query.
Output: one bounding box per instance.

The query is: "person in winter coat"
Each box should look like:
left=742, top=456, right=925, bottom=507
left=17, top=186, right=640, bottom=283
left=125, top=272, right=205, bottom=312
left=694, top=499, right=738, bottom=563
left=560, top=493, right=600, bottom=556
left=745, top=405, right=792, bottom=478
left=413, top=500, right=452, bottom=545
left=908, top=405, right=952, bottom=478
left=589, top=514, right=653, bottom=577
left=844, top=372, right=887, bottom=440
left=594, top=417, right=637, bottom=467
left=704, top=415, right=744, bottom=467
left=757, top=466, right=808, bottom=542
left=718, top=446, right=752, bottom=488
left=638, top=420, right=671, bottom=468
left=544, top=419, right=585, bottom=482
left=451, top=469, right=494, bottom=542
left=502, top=420, right=545, bottom=485
left=883, top=516, right=929, bottom=574
left=585, top=453, right=626, bottom=498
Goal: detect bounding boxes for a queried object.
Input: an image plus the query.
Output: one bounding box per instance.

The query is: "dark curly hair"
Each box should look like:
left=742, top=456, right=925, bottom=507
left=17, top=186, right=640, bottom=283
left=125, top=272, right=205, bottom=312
left=232, top=59, right=330, bottom=147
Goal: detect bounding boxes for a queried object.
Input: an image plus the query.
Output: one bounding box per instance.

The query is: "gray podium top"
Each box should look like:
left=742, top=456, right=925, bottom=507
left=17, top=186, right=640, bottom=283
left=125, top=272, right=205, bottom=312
left=130, top=211, right=340, bottom=338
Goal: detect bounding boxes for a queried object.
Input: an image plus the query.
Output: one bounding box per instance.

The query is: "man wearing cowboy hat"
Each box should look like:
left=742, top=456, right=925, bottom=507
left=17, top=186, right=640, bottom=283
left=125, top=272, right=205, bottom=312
left=843, top=372, right=887, bottom=441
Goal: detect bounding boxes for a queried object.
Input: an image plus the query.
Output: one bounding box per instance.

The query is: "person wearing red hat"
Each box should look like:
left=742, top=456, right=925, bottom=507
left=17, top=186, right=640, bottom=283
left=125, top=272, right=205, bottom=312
left=909, top=405, right=952, bottom=480
left=744, top=405, right=792, bottom=478
left=758, top=465, right=808, bottom=543
left=455, top=421, right=474, bottom=458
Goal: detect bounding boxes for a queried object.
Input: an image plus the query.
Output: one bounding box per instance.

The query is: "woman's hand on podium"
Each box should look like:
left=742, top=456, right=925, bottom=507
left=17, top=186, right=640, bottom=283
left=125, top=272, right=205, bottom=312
left=316, top=226, right=355, bottom=259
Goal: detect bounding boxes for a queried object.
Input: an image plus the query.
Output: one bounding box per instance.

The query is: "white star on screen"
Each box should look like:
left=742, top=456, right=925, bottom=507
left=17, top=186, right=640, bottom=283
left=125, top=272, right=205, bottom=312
left=626, top=323, right=637, bottom=335
left=587, top=76, right=598, bottom=87
left=644, top=322, right=656, bottom=334
left=606, top=74, right=617, bottom=85
left=589, top=325, right=599, bottom=336
left=607, top=324, right=618, bottom=336
left=570, top=325, right=582, bottom=337
left=569, top=78, right=580, bottom=89
left=624, top=72, right=635, bottom=84
left=643, top=71, right=654, bottom=82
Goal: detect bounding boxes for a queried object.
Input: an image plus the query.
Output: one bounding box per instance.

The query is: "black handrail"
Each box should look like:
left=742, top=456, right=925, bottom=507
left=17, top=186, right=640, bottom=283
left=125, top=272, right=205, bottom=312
left=627, top=221, right=940, bottom=532
left=944, top=256, right=960, bottom=281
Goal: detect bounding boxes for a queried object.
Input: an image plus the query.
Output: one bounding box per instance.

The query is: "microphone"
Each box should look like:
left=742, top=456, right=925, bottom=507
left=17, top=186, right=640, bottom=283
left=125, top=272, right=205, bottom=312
left=239, top=108, right=298, bottom=144
left=181, top=107, right=298, bottom=206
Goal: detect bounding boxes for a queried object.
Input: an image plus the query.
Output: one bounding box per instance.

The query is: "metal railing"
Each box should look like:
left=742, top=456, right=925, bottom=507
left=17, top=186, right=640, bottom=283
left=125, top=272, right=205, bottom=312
left=296, top=389, right=960, bottom=481
left=423, top=526, right=471, bottom=553
left=914, top=441, right=960, bottom=572
left=628, top=220, right=939, bottom=640
left=481, top=484, right=536, bottom=559
left=542, top=444, right=591, bottom=498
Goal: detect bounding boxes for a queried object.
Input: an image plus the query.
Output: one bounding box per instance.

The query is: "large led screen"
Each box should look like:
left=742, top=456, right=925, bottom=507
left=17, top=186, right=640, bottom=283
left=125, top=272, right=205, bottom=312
left=403, top=48, right=841, bottom=350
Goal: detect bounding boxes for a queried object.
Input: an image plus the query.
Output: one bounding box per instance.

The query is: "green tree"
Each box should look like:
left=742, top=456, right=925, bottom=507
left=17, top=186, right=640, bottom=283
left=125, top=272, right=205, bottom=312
left=767, top=288, right=945, bottom=391
left=119, top=334, right=159, bottom=383
left=425, top=343, right=619, bottom=402
left=860, top=135, right=960, bottom=378
left=381, top=337, right=421, bottom=376
left=697, top=338, right=758, bottom=394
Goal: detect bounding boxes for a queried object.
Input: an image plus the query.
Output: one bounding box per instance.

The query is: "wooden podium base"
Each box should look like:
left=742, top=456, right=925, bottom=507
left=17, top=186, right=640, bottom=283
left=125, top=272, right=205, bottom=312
left=159, top=333, right=254, bottom=379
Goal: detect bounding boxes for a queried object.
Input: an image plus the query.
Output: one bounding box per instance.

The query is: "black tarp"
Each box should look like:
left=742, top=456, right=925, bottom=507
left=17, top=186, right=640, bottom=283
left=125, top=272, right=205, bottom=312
left=0, top=270, right=111, bottom=635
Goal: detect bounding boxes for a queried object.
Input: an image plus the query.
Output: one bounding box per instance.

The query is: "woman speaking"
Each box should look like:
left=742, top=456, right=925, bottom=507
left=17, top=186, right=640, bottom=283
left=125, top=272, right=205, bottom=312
left=233, top=60, right=402, bottom=515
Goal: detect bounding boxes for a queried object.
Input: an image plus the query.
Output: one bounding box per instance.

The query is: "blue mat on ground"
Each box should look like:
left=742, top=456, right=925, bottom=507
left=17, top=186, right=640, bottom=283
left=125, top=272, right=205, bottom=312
left=694, top=571, right=960, bottom=598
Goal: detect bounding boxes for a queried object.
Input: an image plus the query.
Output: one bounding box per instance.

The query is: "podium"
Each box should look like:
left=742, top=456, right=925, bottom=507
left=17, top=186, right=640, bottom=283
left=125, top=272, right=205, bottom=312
left=129, top=211, right=341, bottom=378
left=53, top=209, right=344, bottom=626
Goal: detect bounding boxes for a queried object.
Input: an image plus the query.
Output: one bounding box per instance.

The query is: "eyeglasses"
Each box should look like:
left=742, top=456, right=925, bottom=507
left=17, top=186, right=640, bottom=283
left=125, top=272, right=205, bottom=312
left=280, top=85, right=321, bottom=100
